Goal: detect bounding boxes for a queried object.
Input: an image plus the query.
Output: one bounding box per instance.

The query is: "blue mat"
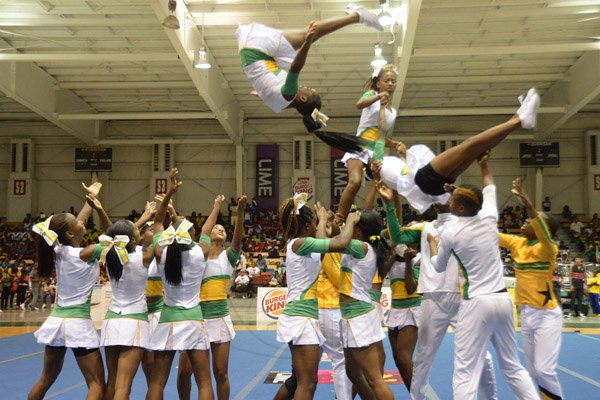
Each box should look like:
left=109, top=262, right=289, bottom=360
left=1, top=331, right=599, bottom=399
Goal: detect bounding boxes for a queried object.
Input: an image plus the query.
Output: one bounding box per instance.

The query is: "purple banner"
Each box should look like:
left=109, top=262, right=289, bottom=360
left=256, top=144, right=279, bottom=209
left=330, top=148, right=347, bottom=203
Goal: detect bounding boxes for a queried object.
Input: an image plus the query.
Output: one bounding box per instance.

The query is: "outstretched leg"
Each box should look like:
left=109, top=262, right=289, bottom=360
left=283, top=5, right=381, bottom=49
left=28, top=346, right=67, bottom=400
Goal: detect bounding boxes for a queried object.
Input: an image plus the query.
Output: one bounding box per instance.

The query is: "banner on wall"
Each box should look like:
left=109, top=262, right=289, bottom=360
left=330, top=148, right=348, bottom=202
left=256, top=287, right=392, bottom=325
left=256, top=144, right=279, bottom=209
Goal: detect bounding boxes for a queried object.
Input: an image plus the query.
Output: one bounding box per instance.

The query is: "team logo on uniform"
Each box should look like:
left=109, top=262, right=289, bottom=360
left=262, top=289, right=288, bottom=319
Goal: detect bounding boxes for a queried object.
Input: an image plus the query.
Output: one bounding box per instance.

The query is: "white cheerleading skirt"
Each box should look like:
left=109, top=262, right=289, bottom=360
left=34, top=316, right=100, bottom=349
left=148, top=311, right=161, bottom=337
left=341, top=149, right=372, bottom=166
left=100, top=318, right=150, bottom=348
left=340, top=308, right=385, bottom=348
left=276, top=314, right=326, bottom=346
left=205, top=315, right=236, bottom=344
left=384, top=306, right=421, bottom=330
left=150, top=320, right=210, bottom=351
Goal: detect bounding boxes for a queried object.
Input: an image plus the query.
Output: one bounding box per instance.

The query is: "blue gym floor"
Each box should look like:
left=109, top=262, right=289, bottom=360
left=1, top=331, right=599, bottom=399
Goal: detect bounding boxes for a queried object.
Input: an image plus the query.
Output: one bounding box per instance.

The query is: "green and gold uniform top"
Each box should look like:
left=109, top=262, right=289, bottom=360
left=200, top=249, right=240, bottom=319
left=356, top=91, right=398, bottom=148
left=340, top=240, right=378, bottom=318
left=499, top=215, right=559, bottom=309
left=389, top=259, right=421, bottom=309
left=318, top=253, right=342, bottom=309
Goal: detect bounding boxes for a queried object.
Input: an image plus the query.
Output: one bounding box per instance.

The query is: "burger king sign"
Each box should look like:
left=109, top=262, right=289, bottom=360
left=257, top=287, right=288, bottom=323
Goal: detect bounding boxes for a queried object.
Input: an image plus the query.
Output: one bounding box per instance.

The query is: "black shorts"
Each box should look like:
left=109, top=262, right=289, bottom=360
left=414, top=163, right=455, bottom=196
left=47, top=345, right=97, bottom=358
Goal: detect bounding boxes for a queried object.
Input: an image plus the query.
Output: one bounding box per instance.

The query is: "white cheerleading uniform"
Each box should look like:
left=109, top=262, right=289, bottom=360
left=410, top=213, right=497, bottom=400
left=236, top=23, right=296, bottom=113
left=431, top=185, right=538, bottom=400
left=200, top=249, right=239, bottom=344
left=276, top=238, right=325, bottom=346
left=378, top=145, right=450, bottom=213
left=342, top=94, right=397, bottom=165
left=385, top=259, right=421, bottom=330
left=150, top=244, right=210, bottom=351
left=146, top=258, right=163, bottom=339
left=101, top=246, right=150, bottom=348
left=339, top=240, right=385, bottom=348
left=34, top=245, right=101, bottom=349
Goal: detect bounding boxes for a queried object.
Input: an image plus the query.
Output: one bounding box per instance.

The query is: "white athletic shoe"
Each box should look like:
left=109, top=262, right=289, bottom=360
left=517, top=88, right=540, bottom=129
left=346, top=3, right=384, bottom=31
left=19, top=303, right=25, bottom=311
left=41, top=304, right=46, bottom=310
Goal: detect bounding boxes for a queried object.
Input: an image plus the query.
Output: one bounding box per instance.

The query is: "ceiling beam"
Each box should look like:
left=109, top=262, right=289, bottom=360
left=407, top=73, right=564, bottom=84
left=149, top=0, right=240, bottom=143
left=0, top=53, right=178, bottom=62
left=412, top=42, right=600, bottom=58
left=536, top=50, right=600, bottom=138
left=98, top=138, right=232, bottom=145
left=58, top=112, right=215, bottom=120
left=391, top=0, right=422, bottom=110
left=0, top=16, right=158, bottom=27
left=0, top=39, right=98, bottom=144
left=58, top=81, right=195, bottom=89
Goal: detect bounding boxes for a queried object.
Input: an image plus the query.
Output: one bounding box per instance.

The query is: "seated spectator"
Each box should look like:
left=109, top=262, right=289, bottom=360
left=562, top=205, right=573, bottom=219
left=269, top=273, right=280, bottom=287
left=570, top=217, right=584, bottom=240
left=267, top=243, right=280, bottom=259
left=247, top=264, right=261, bottom=280
left=256, top=254, right=268, bottom=271
left=542, top=196, right=551, bottom=212
left=233, top=271, right=251, bottom=298
left=235, top=253, right=247, bottom=272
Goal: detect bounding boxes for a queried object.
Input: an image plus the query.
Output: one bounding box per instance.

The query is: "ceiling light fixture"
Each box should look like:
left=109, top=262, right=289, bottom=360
left=378, top=0, right=394, bottom=27
left=370, top=44, right=387, bottom=68
left=162, top=0, right=180, bottom=30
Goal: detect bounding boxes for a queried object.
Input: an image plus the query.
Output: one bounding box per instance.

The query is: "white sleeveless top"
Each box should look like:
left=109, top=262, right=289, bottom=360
left=285, top=238, right=322, bottom=303
left=54, top=245, right=100, bottom=307
left=158, top=245, right=206, bottom=308
left=107, top=246, right=148, bottom=314
left=356, top=97, right=397, bottom=137
left=340, top=242, right=377, bottom=304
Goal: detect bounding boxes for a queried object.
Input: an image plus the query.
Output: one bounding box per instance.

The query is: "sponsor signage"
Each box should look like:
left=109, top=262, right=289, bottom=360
left=330, top=148, right=347, bottom=201
left=292, top=176, right=314, bottom=200
left=256, top=144, right=279, bottom=209
left=13, top=179, right=26, bottom=196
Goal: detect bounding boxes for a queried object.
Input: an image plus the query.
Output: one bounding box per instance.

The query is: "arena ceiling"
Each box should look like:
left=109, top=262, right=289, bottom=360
left=0, top=0, right=599, bottom=144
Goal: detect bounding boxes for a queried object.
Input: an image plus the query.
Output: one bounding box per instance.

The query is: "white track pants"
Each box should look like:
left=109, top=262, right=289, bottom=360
left=410, top=292, right=498, bottom=400
left=319, top=308, right=352, bottom=400
left=454, top=293, right=538, bottom=400
left=520, top=305, right=563, bottom=399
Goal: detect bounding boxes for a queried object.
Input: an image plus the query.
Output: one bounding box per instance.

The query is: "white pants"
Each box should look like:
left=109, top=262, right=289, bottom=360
left=410, top=292, right=497, bottom=400
left=319, top=308, right=352, bottom=400
left=520, top=305, right=563, bottom=399
left=454, top=293, right=538, bottom=400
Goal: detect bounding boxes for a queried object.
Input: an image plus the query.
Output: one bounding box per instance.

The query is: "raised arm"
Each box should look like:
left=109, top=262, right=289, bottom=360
left=403, top=248, right=418, bottom=295
left=154, top=168, right=181, bottom=235
left=511, top=178, right=536, bottom=219
left=198, top=194, right=225, bottom=254
left=85, top=193, right=112, bottom=232
left=478, top=154, right=498, bottom=220
left=289, top=22, right=316, bottom=75
left=77, top=182, right=102, bottom=224
left=327, top=211, right=361, bottom=252
left=230, top=196, right=247, bottom=254
left=479, top=152, right=493, bottom=188
left=134, top=201, right=156, bottom=229
left=356, top=90, right=382, bottom=109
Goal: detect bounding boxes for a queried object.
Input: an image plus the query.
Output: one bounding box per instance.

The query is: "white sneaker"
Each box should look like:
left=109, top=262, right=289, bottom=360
left=19, top=303, right=25, bottom=310
left=517, top=88, right=540, bottom=129
left=346, top=3, right=384, bottom=31
left=42, top=304, right=46, bottom=310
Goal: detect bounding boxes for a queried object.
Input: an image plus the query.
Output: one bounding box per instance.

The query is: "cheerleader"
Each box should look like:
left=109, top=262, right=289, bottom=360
left=368, top=88, right=541, bottom=213
left=177, top=195, right=247, bottom=400
left=339, top=210, right=394, bottom=400
left=274, top=196, right=358, bottom=400
left=336, top=65, right=401, bottom=223
left=499, top=178, right=564, bottom=399
left=145, top=169, right=221, bottom=400
left=28, top=183, right=106, bottom=400
left=140, top=220, right=160, bottom=385
left=236, top=4, right=381, bottom=117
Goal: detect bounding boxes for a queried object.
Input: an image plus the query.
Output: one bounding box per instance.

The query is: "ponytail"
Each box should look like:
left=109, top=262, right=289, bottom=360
left=357, top=210, right=391, bottom=279
left=37, top=236, right=55, bottom=278
left=102, top=220, right=135, bottom=285
left=301, top=113, right=365, bottom=154
left=279, top=197, right=315, bottom=241
left=104, top=247, right=123, bottom=283
left=164, top=242, right=184, bottom=286
left=33, top=213, right=71, bottom=278
left=367, top=235, right=391, bottom=280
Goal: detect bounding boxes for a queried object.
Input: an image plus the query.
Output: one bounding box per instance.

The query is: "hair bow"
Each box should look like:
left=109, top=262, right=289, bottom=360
left=32, top=216, right=58, bottom=246
left=372, top=65, right=383, bottom=79
left=98, top=234, right=130, bottom=266
left=158, top=219, right=193, bottom=247
left=369, top=235, right=382, bottom=242
left=311, top=108, right=329, bottom=127
left=293, top=192, right=308, bottom=215
left=146, top=221, right=154, bottom=227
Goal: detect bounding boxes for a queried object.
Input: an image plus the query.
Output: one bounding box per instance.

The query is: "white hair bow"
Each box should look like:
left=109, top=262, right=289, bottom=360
left=32, top=216, right=58, bottom=246
left=294, top=192, right=308, bottom=215
left=311, top=108, right=329, bottom=127
left=158, top=219, right=194, bottom=247
left=98, top=234, right=130, bottom=265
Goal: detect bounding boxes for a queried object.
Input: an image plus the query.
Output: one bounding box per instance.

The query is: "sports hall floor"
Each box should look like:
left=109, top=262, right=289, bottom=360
left=1, top=306, right=599, bottom=399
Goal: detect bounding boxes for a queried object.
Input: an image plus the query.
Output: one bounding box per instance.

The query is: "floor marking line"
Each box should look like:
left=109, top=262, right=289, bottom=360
left=0, top=350, right=44, bottom=365
left=234, top=343, right=287, bottom=400
left=576, top=333, right=600, bottom=343
left=45, top=382, right=86, bottom=398
left=517, top=347, right=600, bottom=388
left=426, top=384, right=441, bottom=400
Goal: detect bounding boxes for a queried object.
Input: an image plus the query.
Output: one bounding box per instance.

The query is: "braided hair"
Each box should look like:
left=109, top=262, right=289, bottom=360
left=279, top=197, right=315, bottom=241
